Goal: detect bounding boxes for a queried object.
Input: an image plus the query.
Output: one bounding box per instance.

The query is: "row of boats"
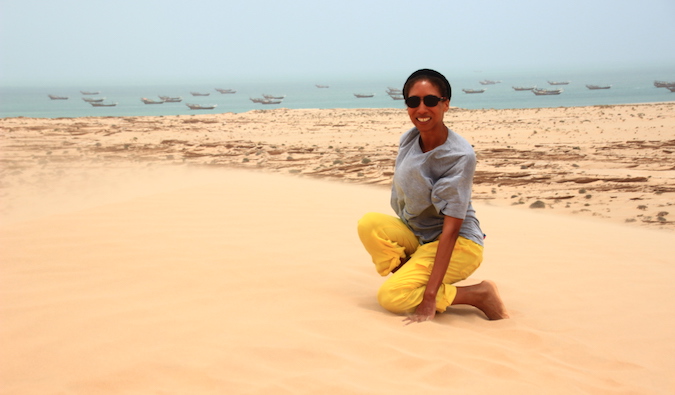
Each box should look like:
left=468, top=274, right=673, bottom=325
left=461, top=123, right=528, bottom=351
left=142, top=97, right=217, bottom=110
left=461, top=80, right=675, bottom=96
left=462, top=88, right=563, bottom=95
left=47, top=88, right=240, bottom=110
left=465, top=80, right=588, bottom=96
left=46, top=79, right=675, bottom=109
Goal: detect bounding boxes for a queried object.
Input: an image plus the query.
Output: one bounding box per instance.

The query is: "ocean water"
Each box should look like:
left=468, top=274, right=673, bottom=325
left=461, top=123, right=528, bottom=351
left=1, top=66, right=673, bottom=118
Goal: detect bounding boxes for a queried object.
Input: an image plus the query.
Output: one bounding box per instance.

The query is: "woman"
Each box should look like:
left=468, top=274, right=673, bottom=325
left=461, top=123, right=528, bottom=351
left=357, top=69, right=508, bottom=324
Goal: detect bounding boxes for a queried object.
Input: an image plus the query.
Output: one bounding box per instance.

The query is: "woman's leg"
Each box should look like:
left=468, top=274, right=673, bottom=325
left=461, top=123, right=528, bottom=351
left=357, top=212, right=419, bottom=276
left=376, top=237, right=483, bottom=314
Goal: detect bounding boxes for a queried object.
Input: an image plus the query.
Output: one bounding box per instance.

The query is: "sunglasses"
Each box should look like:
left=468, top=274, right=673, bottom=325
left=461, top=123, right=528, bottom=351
left=405, top=95, right=447, bottom=108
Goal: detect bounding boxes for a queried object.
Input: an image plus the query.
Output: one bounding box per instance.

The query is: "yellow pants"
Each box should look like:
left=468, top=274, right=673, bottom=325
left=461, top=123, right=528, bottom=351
left=357, top=212, right=483, bottom=314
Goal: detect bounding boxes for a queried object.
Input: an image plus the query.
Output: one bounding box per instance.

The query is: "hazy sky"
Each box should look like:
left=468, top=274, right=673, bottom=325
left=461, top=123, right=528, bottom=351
left=1, top=0, right=674, bottom=86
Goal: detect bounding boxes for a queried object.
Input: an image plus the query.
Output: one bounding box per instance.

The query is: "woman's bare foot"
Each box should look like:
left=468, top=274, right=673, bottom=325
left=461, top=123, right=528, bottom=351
left=452, top=280, right=509, bottom=320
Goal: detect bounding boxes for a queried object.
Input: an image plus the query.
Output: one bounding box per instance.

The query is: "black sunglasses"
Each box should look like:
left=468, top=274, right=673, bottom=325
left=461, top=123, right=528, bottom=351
left=405, top=95, right=447, bottom=108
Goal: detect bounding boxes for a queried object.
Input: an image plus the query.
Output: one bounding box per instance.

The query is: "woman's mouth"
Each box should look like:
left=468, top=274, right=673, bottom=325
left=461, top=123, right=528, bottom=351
left=417, top=117, right=431, bottom=123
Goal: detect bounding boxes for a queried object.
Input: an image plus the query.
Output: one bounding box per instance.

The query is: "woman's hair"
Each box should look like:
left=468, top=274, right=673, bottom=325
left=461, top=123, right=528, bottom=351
left=402, top=69, right=452, bottom=100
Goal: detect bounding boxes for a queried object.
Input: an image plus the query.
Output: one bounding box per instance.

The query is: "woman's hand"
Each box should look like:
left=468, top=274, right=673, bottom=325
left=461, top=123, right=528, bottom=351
left=403, top=297, right=437, bottom=325
left=403, top=216, right=463, bottom=325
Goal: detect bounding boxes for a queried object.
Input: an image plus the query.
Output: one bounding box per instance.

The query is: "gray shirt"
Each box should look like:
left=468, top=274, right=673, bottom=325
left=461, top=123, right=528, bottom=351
left=390, top=127, right=484, bottom=246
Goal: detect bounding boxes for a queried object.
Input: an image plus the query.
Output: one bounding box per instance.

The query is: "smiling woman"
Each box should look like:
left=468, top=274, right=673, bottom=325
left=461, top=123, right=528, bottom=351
left=402, top=70, right=452, bottom=150
left=357, top=69, right=509, bottom=324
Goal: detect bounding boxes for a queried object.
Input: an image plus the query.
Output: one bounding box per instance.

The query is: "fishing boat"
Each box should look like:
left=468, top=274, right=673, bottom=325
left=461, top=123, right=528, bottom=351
left=462, top=89, right=486, bottom=94
left=263, top=94, right=285, bottom=100
left=141, top=97, right=164, bottom=104
left=215, top=88, right=236, bottom=94
left=479, top=80, right=500, bottom=85
left=250, top=97, right=265, bottom=103
left=158, top=96, right=182, bottom=102
left=668, top=87, right=675, bottom=92
left=547, top=81, right=570, bottom=85
left=354, top=93, right=374, bottom=98
left=80, top=90, right=100, bottom=95
left=533, top=88, right=563, bottom=95
left=315, top=84, right=330, bottom=88
left=512, top=86, right=535, bottom=91
left=89, top=102, right=117, bottom=107
left=48, top=94, right=69, bottom=100
left=654, top=81, right=675, bottom=88
left=586, top=84, right=612, bottom=90
left=261, top=99, right=282, bottom=105
left=82, top=97, right=105, bottom=103
left=386, top=88, right=403, bottom=100
left=190, top=92, right=210, bottom=96
left=186, top=103, right=217, bottom=110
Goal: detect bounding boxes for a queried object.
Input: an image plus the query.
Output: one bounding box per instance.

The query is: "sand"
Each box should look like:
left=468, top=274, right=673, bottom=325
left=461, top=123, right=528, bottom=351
left=1, top=103, right=674, bottom=394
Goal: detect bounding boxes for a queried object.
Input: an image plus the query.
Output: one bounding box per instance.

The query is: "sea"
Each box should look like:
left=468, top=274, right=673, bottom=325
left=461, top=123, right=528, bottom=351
left=1, top=66, right=673, bottom=119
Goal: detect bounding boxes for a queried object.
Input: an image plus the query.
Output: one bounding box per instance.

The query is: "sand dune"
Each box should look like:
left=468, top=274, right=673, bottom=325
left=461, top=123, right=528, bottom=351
left=1, top=104, right=674, bottom=393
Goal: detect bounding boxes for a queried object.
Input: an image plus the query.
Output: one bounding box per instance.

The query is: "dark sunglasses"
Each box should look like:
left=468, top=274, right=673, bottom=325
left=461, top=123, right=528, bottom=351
left=405, top=95, right=447, bottom=108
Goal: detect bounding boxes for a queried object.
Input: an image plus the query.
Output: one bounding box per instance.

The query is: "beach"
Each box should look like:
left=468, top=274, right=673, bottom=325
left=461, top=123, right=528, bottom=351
left=2, top=103, right=674, bottom=228
left=1, top=103, right=675, bottom=394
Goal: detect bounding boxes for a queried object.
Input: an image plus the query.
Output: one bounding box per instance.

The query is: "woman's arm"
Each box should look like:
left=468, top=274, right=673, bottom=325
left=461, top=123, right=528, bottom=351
left=404, top=215, right=463, bottom=324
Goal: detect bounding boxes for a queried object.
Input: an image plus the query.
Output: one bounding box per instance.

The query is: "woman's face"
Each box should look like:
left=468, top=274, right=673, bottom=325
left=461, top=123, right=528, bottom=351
left=406, top=79, right=450, bottom=134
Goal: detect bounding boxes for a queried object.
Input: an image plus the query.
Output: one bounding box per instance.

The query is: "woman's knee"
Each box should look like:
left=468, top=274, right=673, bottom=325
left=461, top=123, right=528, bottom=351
left=357, top=212, right=389, bottom=242
left=377, top=282, right=414, bottom=314
left=358, top=212, right=384, bottom=232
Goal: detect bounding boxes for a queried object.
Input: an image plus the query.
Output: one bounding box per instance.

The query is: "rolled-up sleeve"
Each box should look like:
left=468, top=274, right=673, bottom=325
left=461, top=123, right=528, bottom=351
left=432, top=153, right=476, bottom=219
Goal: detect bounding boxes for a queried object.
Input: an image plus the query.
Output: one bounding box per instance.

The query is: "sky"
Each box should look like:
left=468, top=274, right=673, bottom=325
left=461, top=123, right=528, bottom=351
left=1, top=0, right=674, bottom=86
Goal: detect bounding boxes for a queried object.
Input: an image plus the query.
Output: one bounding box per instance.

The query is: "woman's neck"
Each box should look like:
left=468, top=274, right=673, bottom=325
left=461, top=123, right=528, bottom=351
left=418, top=126, right=448, bottom=153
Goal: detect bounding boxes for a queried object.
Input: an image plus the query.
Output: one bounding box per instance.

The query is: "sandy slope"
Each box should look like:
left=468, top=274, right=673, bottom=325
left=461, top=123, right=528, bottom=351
left=1, top=167, right=674, bottom=394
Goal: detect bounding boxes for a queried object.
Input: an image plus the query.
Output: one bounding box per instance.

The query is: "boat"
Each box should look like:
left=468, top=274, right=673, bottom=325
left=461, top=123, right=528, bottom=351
left=668, top=87, right=675, bottom=93
left=386, top=88, right=403, bottom=99
left=261, top=99, right=282, bottom=105
left=48, top=94, right=68, bottom=100
left=512, top=86, right=535, bottom=91
left=533, top=88, right=563, bottom=95
left=158, top=96, right=182, bottom=102
left=586, top=84, right=612, bottom=90
left=654, top=81, right=675, bottom=88
left=479, top=80, right=501, bottom=85
left=80, top=90, right=100, bottom=95
left=190, top=92, right=210, bottom=96
left=215, top=88, right=236, bottom=94
left=547, top=81, right=570, bottom=85
left=141, top=97, right=164, bottom=104
left=250, top=97, right=265, bottom=103
left=354, top=93, right=374, bottom=98
left=462, top=89, right=486, bottom=94
left=263, top=94, right=285, bottom=100
left=186, top=103, right=217, bottom=110
left=315, top=84, right=330, bottom=88
left=82, top=97, right=105, bottom=103
left=89, top=102, right=117, bottom=107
